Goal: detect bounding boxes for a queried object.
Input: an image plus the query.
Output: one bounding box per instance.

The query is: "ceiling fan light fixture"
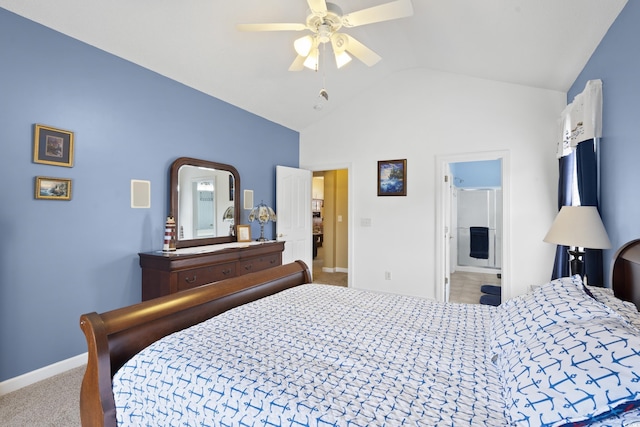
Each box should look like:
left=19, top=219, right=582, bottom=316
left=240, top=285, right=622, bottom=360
left=303, top=50, right=319, bottom=70
left=330, top=33, right=351, bottom=68
left=334, top=50, right=352, bottom=68
left=238, top=0, right=414, bottom=71
left=294, top=35, right=314, bottom=57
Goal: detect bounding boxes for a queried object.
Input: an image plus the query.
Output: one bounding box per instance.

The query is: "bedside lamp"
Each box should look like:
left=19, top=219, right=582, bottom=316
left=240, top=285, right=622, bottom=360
left=543, top=206, right=611, bottom=278
left=248, top=202, right=276, bottom=242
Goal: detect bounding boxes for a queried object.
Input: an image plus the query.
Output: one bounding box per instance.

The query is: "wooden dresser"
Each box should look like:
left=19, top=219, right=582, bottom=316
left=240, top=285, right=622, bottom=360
left=139, top=241, right=284, bottom=300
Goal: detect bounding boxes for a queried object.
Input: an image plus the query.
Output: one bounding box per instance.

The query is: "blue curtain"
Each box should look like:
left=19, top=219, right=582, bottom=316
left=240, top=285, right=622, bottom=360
left=576, top=139, right=604, bottom=286
left=551, top=153, right=574, bottom=280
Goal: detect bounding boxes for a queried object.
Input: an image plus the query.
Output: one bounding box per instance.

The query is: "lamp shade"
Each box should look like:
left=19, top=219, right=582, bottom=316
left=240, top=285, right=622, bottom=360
left=222, top=206, right=234, bottom=221
left=294, top=35, right=313, bottom=57
left=543, top=206, right=611, bottom=249
left=248, top=203, right=276, bottom=224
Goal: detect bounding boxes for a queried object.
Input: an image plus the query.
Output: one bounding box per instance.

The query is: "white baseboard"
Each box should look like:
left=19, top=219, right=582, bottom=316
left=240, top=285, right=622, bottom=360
left=455, top=265, right=501, bottom=275
left=321, top=267, right=349, bottom=274
left=0, top=352, right=87, bottom=396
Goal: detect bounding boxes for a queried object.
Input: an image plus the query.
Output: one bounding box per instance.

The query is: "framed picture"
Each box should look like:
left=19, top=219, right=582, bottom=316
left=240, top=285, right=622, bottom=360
left=237, top=224, right=251, bottom=242
left=377, top=159, right=407, bottom=196
left=35, top=176, right=72, bottom=201
left=33, top=124, right=74, bottom=167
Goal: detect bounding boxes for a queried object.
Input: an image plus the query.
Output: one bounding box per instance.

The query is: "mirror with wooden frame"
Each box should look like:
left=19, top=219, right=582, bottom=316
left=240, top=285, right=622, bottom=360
left=170, top=157, right=240, bottom=248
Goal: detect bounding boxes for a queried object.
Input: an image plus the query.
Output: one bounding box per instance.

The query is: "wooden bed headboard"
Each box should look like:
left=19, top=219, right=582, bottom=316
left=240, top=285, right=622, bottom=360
left=611, top=238, right=640, bottom=310
left=79, top=260, right=312, bottom=427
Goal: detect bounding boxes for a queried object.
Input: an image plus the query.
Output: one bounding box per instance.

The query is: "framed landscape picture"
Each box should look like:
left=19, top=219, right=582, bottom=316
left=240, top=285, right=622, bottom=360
left=35, top=176, right=72, bottom=201
left=377, top=159, right=407, bottom=196
left=33, top=124, right=74, bottom=167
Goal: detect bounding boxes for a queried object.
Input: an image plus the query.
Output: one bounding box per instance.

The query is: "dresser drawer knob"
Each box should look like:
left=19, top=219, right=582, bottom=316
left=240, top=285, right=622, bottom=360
left=222, top=269, right=231, bottom=275
left=185, top=275, right=197, bottom=283
left=244, top=264, right=253, bottom=271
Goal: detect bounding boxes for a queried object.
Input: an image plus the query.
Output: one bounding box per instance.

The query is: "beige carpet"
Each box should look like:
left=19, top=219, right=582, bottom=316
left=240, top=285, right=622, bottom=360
left=0, top=365, right=84, bottom=426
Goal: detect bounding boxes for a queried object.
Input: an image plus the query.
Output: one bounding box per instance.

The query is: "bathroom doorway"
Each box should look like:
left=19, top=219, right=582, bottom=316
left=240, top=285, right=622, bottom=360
left=435, top=151, right=510, bottom=304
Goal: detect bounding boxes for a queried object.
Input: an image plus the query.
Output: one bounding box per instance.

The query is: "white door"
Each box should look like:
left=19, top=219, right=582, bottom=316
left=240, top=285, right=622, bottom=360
left=276, top=166, right=313, bottom=274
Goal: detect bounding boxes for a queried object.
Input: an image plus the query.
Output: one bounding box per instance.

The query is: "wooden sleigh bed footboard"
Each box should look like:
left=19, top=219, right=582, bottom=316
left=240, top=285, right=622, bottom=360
left=79, top=260, right=312, bottom=427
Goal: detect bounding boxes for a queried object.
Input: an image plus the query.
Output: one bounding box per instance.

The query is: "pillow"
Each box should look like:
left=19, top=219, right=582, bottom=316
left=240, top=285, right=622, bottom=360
left=497, top=317, right=640, bottom=427
left=490, top=276, right=619, bottom=356
left=586, top=286, right=640, bottom=331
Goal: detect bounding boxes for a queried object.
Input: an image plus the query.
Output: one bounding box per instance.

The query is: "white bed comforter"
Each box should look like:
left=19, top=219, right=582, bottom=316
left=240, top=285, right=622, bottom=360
left=113, top=284, right=508, bottom=426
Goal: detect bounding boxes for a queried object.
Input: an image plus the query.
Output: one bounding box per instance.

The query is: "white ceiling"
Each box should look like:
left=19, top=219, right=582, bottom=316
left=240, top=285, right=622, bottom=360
left=0, top=0, right=627, bottom=131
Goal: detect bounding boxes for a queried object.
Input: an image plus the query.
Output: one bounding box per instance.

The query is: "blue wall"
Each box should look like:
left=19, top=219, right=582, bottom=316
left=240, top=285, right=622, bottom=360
left=0, top=9, right=299, bottom=381
left=568, top=1, right=640, bottom=285
left=450, top=160, right=501, bottom=188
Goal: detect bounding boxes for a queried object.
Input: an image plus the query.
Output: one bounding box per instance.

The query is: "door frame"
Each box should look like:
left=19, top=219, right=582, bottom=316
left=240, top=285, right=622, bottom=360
left=302, top=161, right=353, bottom=288
left=435, top=150, right=511, bottom=302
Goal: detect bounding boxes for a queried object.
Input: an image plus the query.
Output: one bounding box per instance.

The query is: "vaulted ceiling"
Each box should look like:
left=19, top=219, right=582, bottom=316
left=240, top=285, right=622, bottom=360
left=0, top=0, right=627, bottom=131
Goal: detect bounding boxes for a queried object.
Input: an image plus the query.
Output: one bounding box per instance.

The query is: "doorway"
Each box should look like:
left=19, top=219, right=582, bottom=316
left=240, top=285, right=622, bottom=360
left=311, top=169, right=349, bottom=287
left=435, top=151, right=510, bottom=304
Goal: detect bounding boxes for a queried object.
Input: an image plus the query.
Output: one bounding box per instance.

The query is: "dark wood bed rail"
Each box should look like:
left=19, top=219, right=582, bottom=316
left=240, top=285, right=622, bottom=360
left=79, top=260, right=312, bottom=427
left=611, top=238, right=640, bottom=310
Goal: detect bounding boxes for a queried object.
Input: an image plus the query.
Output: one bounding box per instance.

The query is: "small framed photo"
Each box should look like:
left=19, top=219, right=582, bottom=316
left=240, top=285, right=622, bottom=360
left=35, top=176, right=72, bottom=201
left=33, top=124, right=74, bottom=167
left=377, top=159, right=407, bottom=196
left=237, top=225, right=252, bottom=242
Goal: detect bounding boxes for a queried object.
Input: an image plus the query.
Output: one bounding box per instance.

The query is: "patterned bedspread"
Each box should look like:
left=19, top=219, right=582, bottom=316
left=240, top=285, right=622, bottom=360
left=113, top=284, right=508, bottom=426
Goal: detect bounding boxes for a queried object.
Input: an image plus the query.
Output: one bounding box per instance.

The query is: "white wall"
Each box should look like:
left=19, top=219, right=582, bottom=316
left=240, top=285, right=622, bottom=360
left=300, top=68, right=565, bottom=300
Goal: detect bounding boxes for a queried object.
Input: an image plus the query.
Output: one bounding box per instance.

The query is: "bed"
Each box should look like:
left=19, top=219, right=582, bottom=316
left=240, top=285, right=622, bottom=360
left=79, top=242, right=640, bottom=427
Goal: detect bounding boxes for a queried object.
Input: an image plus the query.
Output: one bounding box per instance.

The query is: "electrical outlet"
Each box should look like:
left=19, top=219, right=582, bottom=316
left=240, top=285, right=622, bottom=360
left=385, top=271, right=392, bottom=280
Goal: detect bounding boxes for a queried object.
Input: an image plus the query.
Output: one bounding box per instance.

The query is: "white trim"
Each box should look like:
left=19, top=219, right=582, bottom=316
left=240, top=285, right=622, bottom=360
left=0, top=353, right=87, bottom=396
left=322, top=266, right=349, bottom=274
left=455, top=265, right=502, bottom=275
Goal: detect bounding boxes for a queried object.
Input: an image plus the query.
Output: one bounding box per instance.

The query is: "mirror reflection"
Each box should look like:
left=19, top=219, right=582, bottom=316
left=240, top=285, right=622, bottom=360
left=170, top=157, right=240, bottom=248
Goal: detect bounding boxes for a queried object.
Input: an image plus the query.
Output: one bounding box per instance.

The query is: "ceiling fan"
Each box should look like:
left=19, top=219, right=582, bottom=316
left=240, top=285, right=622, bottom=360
left=237, top=0, right=414, bottom=71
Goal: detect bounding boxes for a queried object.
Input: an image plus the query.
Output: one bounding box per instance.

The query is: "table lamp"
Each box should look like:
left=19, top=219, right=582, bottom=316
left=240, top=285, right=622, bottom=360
left=248, top=202, right=276, bottom=241
left=543, top=206, right=611, bottom=277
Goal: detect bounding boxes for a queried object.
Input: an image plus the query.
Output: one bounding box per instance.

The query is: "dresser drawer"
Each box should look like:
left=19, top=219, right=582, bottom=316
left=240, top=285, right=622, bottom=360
left=140, top=241, right=284, bottom=300
left=238, top=253, right=280, bottom=275
left=177, top=263, right=236, bottom=291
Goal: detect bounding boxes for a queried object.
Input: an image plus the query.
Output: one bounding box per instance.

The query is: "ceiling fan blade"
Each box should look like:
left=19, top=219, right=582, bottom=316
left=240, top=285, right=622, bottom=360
left=236, top=23, right=307, bottom=32
left=343, top=35, right=381, bottom=67
left=307, top=0, right=328, bottom=17
left=289, top=55, right=306, bottom=71
left=342, top=0, right=414, bottom=28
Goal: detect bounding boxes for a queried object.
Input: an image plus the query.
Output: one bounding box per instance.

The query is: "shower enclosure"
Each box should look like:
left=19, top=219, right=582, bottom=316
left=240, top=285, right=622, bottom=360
left=455, top=188, right=502, bottom=270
